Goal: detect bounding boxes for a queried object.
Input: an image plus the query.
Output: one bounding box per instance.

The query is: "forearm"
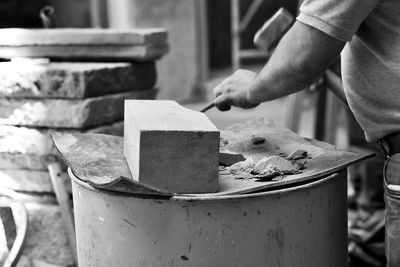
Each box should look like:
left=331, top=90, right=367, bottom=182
left=247, top=21, right=345, bottom=103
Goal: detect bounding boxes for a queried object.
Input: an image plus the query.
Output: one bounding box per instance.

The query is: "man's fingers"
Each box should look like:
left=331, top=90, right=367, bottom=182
left=213, top=83, right=224, bottom=98
left=213, top=81, right=232, bottom=111
left=214, top=94, right=232, bottom=111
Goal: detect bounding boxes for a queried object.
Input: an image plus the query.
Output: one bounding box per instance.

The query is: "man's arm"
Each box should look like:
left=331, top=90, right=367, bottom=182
left=213, top=21, right=345, bottom=111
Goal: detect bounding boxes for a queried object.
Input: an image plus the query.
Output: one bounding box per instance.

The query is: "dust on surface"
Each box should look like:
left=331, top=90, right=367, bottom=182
left=223, top=149, right=310, bottom=181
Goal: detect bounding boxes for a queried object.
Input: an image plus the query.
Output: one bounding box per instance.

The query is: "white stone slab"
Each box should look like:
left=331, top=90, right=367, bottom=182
left=0, top=62, right=156, bottom=98
left=0, top=90, right=156, bottom=128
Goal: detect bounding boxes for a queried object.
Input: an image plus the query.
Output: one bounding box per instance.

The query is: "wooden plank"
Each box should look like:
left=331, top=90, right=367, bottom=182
left=0, top=62, right=156, bottom=99
left=48, top=163, right=77, bottom=264
left=325, top=69, right=347, bottom=105
left=0, top=44, right=169, bottom=61
left=0, top=28, right=168, bottom=46
left=283, top=92, right=304, bottom=132
left=231, top=0, right=240, bottom=71
left=194, top=0, right=209, bottom=92
left=0, top=90, right=157, bottom=128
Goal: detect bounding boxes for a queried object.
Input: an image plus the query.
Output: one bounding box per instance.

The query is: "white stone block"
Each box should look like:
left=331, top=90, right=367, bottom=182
left=124, top=100, right=219, bottom=193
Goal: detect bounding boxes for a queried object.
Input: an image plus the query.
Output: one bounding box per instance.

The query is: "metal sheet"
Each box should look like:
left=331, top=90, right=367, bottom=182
left=55, top=118, right=373, bottom=196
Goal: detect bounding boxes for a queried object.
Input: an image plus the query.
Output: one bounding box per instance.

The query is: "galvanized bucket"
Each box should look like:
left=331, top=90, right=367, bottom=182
left=69, top=169, right=347, bottom=267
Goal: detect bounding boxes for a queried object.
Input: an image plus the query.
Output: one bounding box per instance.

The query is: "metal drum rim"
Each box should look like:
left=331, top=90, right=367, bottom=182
left=68, top=168, right=343, bottom=202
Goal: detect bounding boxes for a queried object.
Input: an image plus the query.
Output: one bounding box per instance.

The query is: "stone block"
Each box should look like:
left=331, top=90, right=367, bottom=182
left=124, top=100, right=219, bottom=193
left=0, top=169, right=70, bottom=193
left=0, top=121, right=123, bottom=156
left=0, top=62, right=156, bottom=98
left=0, top=90, right=156, bottom=128
left=0, top=28, right=168, bottom=46
left=88, top=121, right=124, bottom=136
left=0, top=153, right=60, bottom=171
left=0, top=45, right=169, bottom=61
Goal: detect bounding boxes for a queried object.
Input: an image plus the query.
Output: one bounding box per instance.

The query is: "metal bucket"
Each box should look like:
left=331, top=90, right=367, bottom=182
left=69, top=169, right=347, bottom=267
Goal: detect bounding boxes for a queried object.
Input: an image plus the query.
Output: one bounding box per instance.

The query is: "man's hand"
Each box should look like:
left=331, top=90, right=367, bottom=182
left=213, top=69, right=260, bottom=111
left=212, top=22, right=345, bottom=112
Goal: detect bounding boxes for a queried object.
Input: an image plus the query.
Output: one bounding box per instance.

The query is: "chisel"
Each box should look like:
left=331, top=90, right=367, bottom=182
left=200, top=101, right=215, bottom=113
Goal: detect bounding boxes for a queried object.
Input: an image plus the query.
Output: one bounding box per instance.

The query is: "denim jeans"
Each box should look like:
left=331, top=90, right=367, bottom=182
left=384, top=154, right=400, bottom=267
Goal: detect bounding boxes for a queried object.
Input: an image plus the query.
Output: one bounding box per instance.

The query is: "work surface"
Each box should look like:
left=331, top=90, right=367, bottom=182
left=53, top=118, right=373, bottom=197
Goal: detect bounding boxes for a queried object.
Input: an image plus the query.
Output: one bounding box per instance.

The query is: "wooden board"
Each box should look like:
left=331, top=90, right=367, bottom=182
left=0, top=28, right=168, bottom=46
left=0, top=44, right=169, bottom=61
left=52, top=118, right=374, bottom=197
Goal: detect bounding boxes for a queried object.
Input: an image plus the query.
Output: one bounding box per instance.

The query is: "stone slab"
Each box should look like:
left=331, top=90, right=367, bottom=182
left=0, top=153, right=60, bottom=171
left=0, top=169, right=70, bottom=193
left=0, top=121, right=123, bottom=169
left=124, top=100, right=220, bottom=193
left=0, top=62, right=156, bottom=98
left=87, top=121, right=124, bottom=136
left=0, top=44, right=169, bottom=61
left=0, top=28, right=168, bottom=46
left=0, top=90, right=156, bottom=128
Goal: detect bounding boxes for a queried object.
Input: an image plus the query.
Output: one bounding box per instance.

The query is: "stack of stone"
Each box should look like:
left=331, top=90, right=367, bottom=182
left=0, top=28, right=168, bottom=266
left=0, top=61, right=159, bottom=192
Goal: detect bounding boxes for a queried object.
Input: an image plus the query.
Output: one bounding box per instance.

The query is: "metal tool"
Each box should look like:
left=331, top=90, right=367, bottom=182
left=200, top=101, right=215, bottom=113
left=253, top=8, right=295, bottom=53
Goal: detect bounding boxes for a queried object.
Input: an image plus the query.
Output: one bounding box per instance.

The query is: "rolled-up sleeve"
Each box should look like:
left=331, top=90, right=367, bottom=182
left=297, top=0, right=380, bottom=41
